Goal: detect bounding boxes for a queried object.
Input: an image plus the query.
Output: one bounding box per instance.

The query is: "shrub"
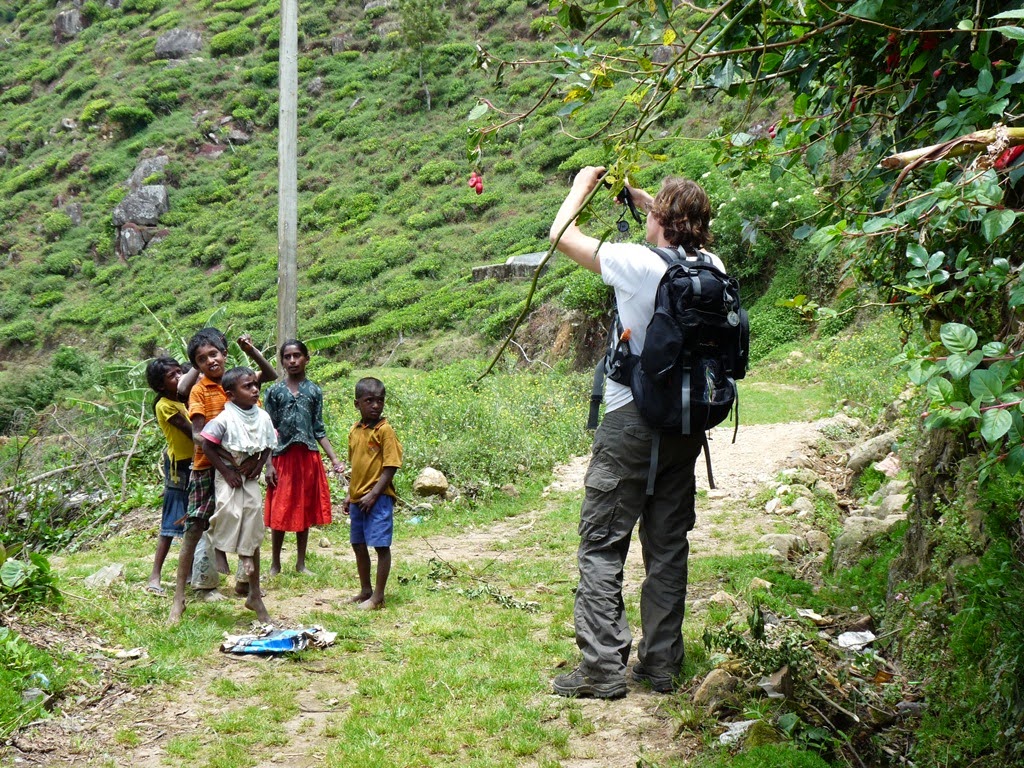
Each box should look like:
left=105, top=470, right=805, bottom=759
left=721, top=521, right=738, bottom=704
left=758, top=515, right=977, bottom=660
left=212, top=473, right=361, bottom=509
left=207, top=11, right=244, bottom=33
left=60, top=75, right=100, bottom=100
left=210, top=27, right=257, bottom=56
left=559, top=269, right=611, bottom=319
left=517, top=170, right=545, bottom=191
left=406, top=209, right=445, bottom=230
left=0, top=84, right=32, bottom=104
left=80, top=98, right=112, bottom=125
left=41, top=251, right=78, bottom=276
left=107, top=104, right=156, bottom=133
left=122, top=0, right=164, bottom=12
left=417, top=159, right=459, bottom=185
left=40, top=212, right=75, bottom=241
left=30, top=291, right=64, bottom=309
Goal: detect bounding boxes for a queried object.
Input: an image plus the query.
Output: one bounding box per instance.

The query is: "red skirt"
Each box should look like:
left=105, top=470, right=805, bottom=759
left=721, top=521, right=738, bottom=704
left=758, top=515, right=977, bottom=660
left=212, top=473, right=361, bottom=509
left=264, top=444, right=333, bottom=532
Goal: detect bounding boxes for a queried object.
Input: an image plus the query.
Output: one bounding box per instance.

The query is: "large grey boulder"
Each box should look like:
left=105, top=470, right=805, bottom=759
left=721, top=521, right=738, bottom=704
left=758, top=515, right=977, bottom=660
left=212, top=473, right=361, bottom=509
left=847, top=430, right=900, bottom=473
left=54, top=9, right=83, bottom=42
left=116, top=224, right=147, bottom=259
left=832, top=515, right=906, bottom=569
left=759, top=533, right=805, bottom=561
left=155, top=29, right=203, bottom=60
left=113, top=185, right=169, bottom=227
left=126, top=155, right=170, bottom=191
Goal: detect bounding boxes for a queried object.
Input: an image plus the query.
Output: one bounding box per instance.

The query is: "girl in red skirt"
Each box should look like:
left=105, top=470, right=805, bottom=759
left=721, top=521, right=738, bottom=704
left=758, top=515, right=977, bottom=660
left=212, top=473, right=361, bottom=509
left=264, top=340, right=346, bottom=575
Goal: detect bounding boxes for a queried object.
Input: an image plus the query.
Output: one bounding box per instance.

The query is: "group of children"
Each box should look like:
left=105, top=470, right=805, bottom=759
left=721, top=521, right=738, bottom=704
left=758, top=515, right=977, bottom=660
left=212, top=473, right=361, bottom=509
left=145, top=327, right=403, bottom=625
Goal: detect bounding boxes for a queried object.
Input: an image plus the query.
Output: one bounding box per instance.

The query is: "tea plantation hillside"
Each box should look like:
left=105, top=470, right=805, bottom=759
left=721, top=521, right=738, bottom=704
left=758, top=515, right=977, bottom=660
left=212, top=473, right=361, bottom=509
left=0, top=0, right=822, bottom=390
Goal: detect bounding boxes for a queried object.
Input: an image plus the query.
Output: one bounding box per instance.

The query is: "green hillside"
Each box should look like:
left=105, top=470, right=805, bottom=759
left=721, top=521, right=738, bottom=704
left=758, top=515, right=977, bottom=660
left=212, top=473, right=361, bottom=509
left=0, top=0, right=816, bottom=387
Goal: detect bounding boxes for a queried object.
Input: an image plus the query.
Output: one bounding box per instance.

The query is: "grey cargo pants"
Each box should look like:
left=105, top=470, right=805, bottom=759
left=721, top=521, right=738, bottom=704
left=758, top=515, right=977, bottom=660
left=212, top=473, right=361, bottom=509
left=574, top=402, right=703, bottom=682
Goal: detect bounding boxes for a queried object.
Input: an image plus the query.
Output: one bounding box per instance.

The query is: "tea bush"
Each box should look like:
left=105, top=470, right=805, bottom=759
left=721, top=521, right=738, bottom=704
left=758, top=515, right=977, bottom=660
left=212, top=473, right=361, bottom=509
left=210, top=27, right=257, bottom=56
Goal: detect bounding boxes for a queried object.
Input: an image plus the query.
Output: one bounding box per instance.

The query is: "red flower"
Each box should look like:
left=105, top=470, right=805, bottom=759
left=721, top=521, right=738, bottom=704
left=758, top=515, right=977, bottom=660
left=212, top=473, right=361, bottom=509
left=994, top=145, right=1024, bottom=171
left=921, top=33, right=939, bottom=51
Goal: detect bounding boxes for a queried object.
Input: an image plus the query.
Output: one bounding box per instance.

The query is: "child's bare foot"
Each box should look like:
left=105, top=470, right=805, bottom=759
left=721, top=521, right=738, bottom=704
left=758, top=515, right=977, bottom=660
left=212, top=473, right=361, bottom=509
left=347, top=592, right=372, bottom=604
left=268, top=564, right=281, bottom=577
left=215, top=550, right=230, bottom=575
left=245, top=594, right=271, bottom=623
left=295, top=566, right=316, bottom=576
left=357, top=597, right=385, bottom=611
left=195, top=588, right=227, bottom=602
left=169, top=596, right=186, bottom=624
left=194, top=593, right=227, bottom=606
left=234, top=582, right=266, bottom=597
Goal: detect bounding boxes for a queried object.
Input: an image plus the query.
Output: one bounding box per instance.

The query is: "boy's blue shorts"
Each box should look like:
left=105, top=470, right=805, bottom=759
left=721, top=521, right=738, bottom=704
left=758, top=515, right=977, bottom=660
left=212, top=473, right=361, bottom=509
left=161, top=456, right=190, bottom=538
left=349, top=495, right=394, bottom=547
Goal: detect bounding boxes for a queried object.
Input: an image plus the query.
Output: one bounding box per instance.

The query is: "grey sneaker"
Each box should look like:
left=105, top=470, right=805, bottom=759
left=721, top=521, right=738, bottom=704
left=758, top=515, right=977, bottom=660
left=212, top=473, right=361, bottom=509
left=552, top=667, right=627, bottom=699
left=631, top=663, right=676, bottom=693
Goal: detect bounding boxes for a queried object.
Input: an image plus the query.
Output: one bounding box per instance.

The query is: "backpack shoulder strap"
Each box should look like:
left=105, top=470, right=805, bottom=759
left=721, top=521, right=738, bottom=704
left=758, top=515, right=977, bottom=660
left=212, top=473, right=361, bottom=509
left=649, top=246, right=677, bottom=265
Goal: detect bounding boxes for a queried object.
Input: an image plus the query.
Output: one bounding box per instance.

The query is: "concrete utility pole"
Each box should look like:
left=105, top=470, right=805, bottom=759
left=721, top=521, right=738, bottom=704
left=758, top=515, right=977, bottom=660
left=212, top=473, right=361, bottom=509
left=276, top=0, right=299, bottom=355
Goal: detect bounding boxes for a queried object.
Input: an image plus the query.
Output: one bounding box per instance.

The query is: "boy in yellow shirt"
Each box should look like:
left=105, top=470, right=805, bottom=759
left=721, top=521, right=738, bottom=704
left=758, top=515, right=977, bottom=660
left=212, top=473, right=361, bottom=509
left=344, top=377, right=402, bottom=610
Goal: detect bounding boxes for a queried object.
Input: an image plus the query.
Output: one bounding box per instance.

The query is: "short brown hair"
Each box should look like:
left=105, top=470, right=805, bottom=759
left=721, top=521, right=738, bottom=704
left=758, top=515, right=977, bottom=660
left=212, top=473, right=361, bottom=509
left=651, top=177, right=713, bottom=249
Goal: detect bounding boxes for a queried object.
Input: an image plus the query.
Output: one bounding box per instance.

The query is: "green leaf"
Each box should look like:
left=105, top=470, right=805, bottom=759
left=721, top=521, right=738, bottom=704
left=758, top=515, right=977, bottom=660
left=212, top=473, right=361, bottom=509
left=906, top=242, right=929, bottom=267
left=908, top=358, right=938, bottom=385
left=793, top=93, right=809, bottom=116
left=982, top=341, right=1009, bottom=356
left=947, top=350, right=984, bottom=380
left=805, top=141, right=826, bottom=170
left=970, top=369, right=1006, bottom=403
left=958, top=19, right=974, bottom=31
left=928, top=376, right=955, bottom=404
left=981, top=408, right=1013, bottom=443
left=981, top=209, right=1017, bottom=242
left=833, top=131, right=850, bottom=155
left=998, top=26, right=1024, bottom=41
left=940, top=323, right=979, bottom=354
left=0, top=559, right=27, bottom=589
left=978, top=68, right=993, bottom=94
left=793, top=224, right=815, bottom=240
left=993, top=10, right=1024, bottom=19
left=846, top=0, right=885, bottom=20
left=467, top=103, right=488, bottom=121
left=567, top=4, right=587, bottom=31
left=1005, top=445, right=1024, bottom=475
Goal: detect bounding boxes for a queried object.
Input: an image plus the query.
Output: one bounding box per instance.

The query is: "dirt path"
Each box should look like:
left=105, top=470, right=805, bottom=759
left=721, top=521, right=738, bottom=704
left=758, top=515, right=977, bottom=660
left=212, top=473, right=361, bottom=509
left=6, top=421, right=826, bottom=768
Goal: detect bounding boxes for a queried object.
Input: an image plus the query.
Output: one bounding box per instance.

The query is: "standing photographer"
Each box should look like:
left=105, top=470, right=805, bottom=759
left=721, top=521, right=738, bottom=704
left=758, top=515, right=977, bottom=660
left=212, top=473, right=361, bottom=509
left=549, top=166, right=723, bottom=698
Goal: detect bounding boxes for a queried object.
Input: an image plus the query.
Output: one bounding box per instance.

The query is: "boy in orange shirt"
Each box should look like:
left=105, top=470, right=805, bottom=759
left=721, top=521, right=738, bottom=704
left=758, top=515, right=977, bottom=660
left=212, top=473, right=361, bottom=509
left=169, top=327, right=277, bottom=624
left=344, top=377, right=402, bottom=611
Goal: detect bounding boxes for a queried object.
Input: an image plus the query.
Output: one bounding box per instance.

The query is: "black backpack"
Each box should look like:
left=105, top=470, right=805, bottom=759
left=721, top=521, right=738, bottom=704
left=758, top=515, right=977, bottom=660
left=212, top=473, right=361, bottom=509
left=588, top=246, right=749, bottom=490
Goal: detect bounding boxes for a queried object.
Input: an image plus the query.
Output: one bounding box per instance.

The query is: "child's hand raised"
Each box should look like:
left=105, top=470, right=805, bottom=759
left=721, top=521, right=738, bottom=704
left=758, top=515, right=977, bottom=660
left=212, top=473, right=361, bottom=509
left=237, top=334, right=255, bottom=354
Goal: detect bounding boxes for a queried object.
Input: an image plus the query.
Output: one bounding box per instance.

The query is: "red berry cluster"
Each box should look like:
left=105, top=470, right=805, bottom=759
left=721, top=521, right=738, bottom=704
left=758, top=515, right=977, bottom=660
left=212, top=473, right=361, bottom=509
left=467, top=171, right=484, bottom=195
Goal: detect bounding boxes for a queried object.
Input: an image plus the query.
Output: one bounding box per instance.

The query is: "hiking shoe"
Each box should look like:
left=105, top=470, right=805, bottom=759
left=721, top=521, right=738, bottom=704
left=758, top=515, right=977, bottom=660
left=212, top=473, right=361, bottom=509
left=631, top=663, right=676, bottom=693
left=552, top=667, right=627, bottom=699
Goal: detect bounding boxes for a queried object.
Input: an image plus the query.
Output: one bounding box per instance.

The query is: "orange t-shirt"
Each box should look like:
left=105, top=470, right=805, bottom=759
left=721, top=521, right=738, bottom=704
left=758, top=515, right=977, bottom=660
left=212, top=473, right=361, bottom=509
left=347, top=418, right=403, bottom=500
left=188, top=375, right=228, bottom=471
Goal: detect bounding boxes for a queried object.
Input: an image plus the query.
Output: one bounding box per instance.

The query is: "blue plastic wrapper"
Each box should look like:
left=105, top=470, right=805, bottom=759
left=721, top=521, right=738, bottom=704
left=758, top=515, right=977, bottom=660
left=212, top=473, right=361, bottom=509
left=220, top=625, right=336, bottom=654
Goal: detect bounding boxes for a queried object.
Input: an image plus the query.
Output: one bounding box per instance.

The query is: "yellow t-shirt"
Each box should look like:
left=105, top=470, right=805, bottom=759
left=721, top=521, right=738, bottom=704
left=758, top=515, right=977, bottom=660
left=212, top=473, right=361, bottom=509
left=155, top=397, right=193, bottom=463
left=348, top=418, right=403, bottom=500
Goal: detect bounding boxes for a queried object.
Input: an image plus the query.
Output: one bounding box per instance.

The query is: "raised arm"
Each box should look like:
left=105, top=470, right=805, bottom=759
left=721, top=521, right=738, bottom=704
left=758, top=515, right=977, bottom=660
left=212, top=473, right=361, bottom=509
left=177, top=365, right=200, bottom=400
left=549, top=166, right=606, bottom=274
left=237, top=334, right=278, bottom=385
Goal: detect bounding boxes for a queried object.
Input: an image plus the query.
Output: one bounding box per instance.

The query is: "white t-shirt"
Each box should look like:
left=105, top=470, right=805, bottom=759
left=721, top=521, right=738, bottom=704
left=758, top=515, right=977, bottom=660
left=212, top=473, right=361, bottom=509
left=598, top=243, right=726, bottom=412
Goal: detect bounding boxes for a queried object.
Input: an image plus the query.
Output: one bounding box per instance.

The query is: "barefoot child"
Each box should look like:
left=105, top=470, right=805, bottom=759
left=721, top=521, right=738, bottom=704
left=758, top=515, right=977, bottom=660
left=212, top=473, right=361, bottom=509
left=264, top=339, right=345, bottom=576
left=201, top=367, right=277, bottom=622
left=344, top=377, right=403, bottom=610
left=169, top=328, right=277, bottom=624
left=144, top=356, right=197, bottom=594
